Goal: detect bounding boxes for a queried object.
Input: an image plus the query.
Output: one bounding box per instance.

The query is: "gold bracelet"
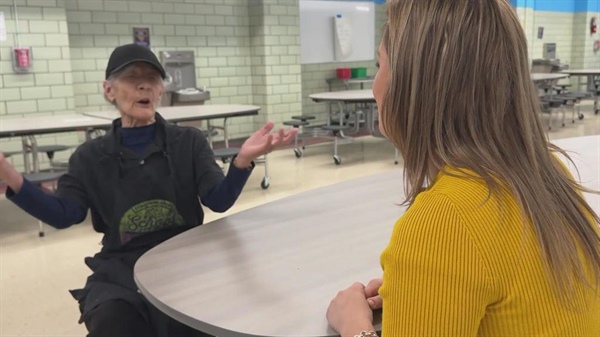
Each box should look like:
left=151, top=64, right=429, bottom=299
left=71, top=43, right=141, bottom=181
left=354, top=331, right=378, bottom=337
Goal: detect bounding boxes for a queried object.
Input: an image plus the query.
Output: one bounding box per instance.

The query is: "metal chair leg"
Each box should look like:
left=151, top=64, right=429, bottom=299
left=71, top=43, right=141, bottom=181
left=333, top=132, right=341, bottom=165
left=261, top=155, right=270, bottom=189
left=333, top=134, right=338, bottom=156
left=38, top=220, right=44, bottom=237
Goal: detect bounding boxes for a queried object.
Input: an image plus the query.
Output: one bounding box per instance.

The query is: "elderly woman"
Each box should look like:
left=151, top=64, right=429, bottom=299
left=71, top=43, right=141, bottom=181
left=325, top=1, right=600, bottom=337
left=0, top=44, right=296, bottom=337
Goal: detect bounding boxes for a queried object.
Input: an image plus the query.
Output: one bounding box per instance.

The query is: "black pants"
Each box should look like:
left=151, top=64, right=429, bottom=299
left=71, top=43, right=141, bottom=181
left=84, top=299, right=213, bottom=337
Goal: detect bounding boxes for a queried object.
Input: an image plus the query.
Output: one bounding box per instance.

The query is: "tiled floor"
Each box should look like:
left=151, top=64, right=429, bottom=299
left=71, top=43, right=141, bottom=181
left=1, top=103, right=599, bottom=336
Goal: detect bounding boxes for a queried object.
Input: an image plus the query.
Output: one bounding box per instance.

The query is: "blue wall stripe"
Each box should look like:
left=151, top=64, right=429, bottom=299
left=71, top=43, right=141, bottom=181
left=534, top=0, right=574, bottom=12
left=512, top=0, right=599, bottom=12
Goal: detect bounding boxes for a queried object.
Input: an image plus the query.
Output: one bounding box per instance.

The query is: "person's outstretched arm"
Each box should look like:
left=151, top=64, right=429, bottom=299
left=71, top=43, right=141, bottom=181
left=195, top=122, right=296, bottom=213
left=191, top=130, right=253, bottom=213
left=1, top=152, right=87, bottom=229
left=200, top=157, right=254, bottom=213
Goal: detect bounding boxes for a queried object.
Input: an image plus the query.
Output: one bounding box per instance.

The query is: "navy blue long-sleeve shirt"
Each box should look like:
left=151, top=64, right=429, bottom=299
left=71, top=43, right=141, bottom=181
left=7, top=123, right=252, bottom=229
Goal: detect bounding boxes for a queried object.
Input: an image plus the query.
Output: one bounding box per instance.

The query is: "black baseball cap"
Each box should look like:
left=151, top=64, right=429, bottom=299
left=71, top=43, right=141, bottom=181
left=105, top=44, right=167, bottom=80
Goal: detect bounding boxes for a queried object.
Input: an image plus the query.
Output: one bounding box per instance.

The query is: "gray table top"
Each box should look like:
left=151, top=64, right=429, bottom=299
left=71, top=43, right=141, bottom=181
left=530, top=73, right=570, bottom=82
left=312, top=73, right=571, bottom=101
left=135, top=169, right=403, bottom=337
left=0, top=114, right=111, bottom=138
left=83, top=104, right=261, bottom=123
left=309, top=90, right=375, bottom=103
left=561, top=69, right=600, bottom=76
left=134, top=135, right=599, bottom=337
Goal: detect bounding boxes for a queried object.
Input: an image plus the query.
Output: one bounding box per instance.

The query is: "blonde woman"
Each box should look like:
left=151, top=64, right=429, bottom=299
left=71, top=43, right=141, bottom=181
left=326, top=0, right=600, bottom=336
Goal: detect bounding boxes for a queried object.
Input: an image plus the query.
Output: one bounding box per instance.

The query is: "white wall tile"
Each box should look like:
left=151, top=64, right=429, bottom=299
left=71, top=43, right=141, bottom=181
left=195, top=5, right=215, bottom=15
left=216, top=26, right=235, bottom=36
left=84, top=71, right=103, bottom=82
left=48, top=59, right=72, bottom=72
left=105, top=24, right=130, bottom=35
left=117, top=12, right=141, bottom=24
left=165, top=36, right=187, bottom=47
left=70, top=59, right=97, bottom=71
left=142, top=13, right=164, bottom=25
left=127, top=1, right=152, bottom=13
left=51, top=85, right=74, bottom=98
left=78, top=1, right=104, bottom=11
left=154, top=25, right=175, bottom=35
left=19, top=34, right=46, bottom=46
left=94, top=36, right=120, bottom=47
left=4, top=19, right=30, bottom=33
left=206, top=16, right=225, bottom=26
left=0, top=60, right=13, bottom=74
left=73, top=83, right=99, bottom=95
left=215, top=5, right=234, bottom=16
left=43, top=7, right=66, bottom=20
left=104, top=1, right=129, bottom=12
left=35, top=73, right=64, bottom=85
left=92, top=11, right=117, bottom=23
left=45, top=33, right=70, bottom=46
left=175, top=25, right=196, bottom=36
left=6, top=100, right=38, bottom=114
left=21, top=86, right=51, bottom=99
left=37, top=98, right=67, bottom=112
left=4, top=74, right=36, bottom=87
left=0, top=6, right=12, bottom=19
left=27, top=0, right=57, bottom=8
left=86, top=94, right=106, bottom=106
left=174, top=4, right=195, bottom=15
left=66, top=11, right=92, bottom=23
left=15, top=7, right=44, bottom=20
left=196, top=26, right=216, bottom=36
left=164, top=14, right=185, bottom=25
left=152, top=2, right=174, bottom=13
left=74, top=95, right=87, bottom=107
left=186, top=36, right=207, bottom=46
left=64, top=73, right=73, bottom=84
left=185, top=14, right=205, bottom=25
left=0, top=88, right=22, bottom=101
left=207, top=36, right=227, bottom=46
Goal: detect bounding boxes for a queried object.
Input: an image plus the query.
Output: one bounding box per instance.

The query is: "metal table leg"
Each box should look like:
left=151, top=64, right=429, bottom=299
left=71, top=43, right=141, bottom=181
left=21, top=136, right=31, bottom=174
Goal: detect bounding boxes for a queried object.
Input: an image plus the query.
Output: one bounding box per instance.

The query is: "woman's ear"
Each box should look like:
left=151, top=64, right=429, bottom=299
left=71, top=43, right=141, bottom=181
left=155, top=84, right=164, bottom=105
left=103, top=80, right=116, bottom=103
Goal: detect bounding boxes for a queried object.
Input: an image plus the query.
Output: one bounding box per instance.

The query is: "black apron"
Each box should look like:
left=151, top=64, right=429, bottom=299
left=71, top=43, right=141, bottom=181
left=70, top=126, right=201, bottom=336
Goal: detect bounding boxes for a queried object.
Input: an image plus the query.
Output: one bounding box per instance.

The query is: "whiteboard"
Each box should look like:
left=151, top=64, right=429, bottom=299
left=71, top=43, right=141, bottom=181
left=300, top=0, right=376, bottom=64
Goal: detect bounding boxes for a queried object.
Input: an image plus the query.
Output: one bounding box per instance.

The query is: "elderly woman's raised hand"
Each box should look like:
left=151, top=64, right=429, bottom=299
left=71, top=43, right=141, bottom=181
left=234, top=122, right=298, bottom=168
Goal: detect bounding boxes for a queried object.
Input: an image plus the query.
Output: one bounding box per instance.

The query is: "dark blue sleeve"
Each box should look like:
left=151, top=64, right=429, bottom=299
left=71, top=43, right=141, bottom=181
left=200, top=161, right=254, bottom=213
left=6, top=178, right=87, bottom=229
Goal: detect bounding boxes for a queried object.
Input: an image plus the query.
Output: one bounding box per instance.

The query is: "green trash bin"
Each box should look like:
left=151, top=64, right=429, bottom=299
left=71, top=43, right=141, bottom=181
left=351, top=67, right=367, bottom=78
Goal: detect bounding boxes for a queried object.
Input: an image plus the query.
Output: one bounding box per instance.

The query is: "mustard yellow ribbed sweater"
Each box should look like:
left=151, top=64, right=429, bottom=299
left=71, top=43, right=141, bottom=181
left=379, top=168, right=600, bottom=336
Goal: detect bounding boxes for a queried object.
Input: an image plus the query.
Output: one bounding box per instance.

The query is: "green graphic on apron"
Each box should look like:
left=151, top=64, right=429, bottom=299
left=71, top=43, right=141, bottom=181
left=119, top=199, right=184, bottom=243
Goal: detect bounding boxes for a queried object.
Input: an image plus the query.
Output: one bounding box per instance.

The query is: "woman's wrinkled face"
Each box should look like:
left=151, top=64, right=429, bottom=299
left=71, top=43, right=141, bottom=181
left=373, top=42, right=390, bottom=136
left=103, top=62, right=164, bottom=124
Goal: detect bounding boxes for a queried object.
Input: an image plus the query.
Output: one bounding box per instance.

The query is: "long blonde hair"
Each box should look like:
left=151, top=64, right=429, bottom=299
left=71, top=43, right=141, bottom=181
left=380, top=0, right=600, bottom=298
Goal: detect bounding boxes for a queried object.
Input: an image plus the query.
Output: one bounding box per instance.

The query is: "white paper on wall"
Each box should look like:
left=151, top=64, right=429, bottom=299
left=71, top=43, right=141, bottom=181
left=0, top=12, right=6, bottom=42
left=333, top=15, right=352, bottom=60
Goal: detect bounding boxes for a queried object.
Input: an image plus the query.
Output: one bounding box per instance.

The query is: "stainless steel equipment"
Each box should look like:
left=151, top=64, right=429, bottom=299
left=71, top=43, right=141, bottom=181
left=543, top=43, right=556, bottom=59
left=159, top=50, right=210, bottom=106
left=532, top=43, right=569, bottom=73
